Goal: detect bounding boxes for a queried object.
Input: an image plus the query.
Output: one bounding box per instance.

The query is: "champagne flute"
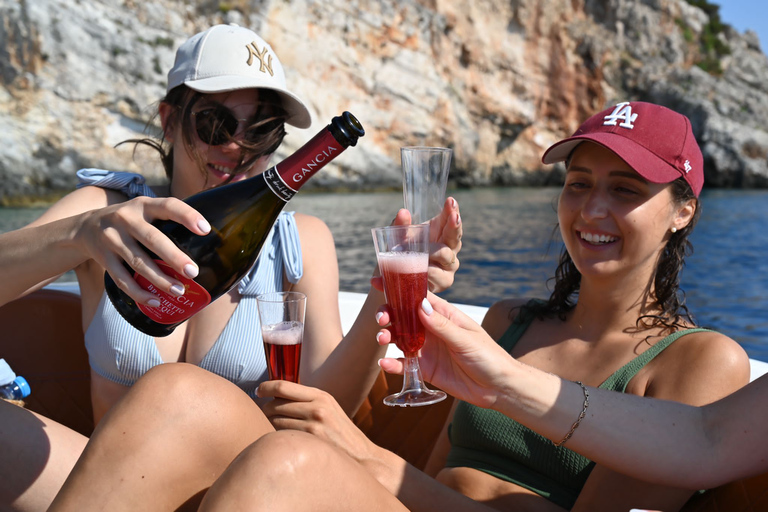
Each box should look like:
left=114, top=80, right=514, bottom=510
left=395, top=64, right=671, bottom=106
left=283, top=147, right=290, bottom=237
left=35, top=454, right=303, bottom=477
left=256, top=291, right=306, bottom=383
left=401, top=146, right=452, bottom=224
left=372, top=224, right=447, bottom=407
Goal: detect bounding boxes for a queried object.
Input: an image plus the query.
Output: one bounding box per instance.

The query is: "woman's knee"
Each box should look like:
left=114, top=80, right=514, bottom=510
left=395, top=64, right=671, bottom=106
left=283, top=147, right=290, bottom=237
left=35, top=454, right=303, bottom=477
left=235, top=431, right=334, bottom=480
left=137, top=364, right=227, bottom=400
left=202, top=431, right=407, bottom=512
left=131, top=364, right=251, bottom=412
left=112, top=364, right=271, bottom=440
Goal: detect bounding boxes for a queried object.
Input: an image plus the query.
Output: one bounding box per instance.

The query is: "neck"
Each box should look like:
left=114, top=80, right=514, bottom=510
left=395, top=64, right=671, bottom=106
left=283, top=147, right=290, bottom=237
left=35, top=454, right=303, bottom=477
left=568, top=276, right=660, bottom=339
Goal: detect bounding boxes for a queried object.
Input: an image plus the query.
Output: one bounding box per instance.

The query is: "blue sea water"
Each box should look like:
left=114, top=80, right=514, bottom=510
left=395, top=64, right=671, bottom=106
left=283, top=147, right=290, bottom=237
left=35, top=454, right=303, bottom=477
left=679, top=189, right=768, bottom=361
left=3, top=187, right=768, bottom=360
left=294, top=187, right=768, bottom=362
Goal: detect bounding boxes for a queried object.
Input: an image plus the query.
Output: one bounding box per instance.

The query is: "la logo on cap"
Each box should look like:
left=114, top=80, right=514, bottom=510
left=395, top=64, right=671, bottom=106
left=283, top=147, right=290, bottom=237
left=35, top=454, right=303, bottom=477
left=603, top=102, right=637, bottom=129
left=246, top=42, right=274, bottom=76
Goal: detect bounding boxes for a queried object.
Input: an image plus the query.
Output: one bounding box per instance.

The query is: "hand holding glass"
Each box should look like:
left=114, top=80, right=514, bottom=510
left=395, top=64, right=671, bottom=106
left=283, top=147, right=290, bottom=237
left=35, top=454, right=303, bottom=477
left=372, top=224, right=447, bottom=406
left=256, top=291, right=306, bottom=383
left=401, top=146, right=452, bottom=224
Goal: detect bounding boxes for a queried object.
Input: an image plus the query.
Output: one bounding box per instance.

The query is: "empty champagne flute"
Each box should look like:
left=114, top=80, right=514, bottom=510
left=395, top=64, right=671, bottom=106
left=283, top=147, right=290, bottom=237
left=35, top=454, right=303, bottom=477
left=256, top=291, right=306, bottom=383
left=401, top=146, right=452, bottom=224
left=372, top=224, right=447, bottom=407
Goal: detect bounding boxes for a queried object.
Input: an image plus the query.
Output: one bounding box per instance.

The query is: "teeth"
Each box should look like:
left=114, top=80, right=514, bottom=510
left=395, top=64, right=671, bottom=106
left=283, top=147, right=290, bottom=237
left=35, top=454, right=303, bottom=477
left=580, top=232, right=617, bottom=244
left=210, top=164, right=231, bottom=174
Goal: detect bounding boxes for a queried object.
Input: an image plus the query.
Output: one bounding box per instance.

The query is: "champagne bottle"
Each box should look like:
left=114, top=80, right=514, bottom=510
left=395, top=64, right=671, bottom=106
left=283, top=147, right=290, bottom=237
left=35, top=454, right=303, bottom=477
left=104, top=111, right=365, bottom=337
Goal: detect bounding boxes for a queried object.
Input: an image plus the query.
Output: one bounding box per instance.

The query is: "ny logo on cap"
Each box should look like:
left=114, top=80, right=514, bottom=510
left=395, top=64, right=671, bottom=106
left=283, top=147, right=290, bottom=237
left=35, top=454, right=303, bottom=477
left=246, top=42, right=274, bottom=76
left=603, top=102, right=637, bottom=129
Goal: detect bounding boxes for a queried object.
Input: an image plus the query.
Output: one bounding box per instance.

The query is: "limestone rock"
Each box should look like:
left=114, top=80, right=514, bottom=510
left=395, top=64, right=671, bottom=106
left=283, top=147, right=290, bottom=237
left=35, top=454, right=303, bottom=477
left=0, top=0, right=766, bottom=203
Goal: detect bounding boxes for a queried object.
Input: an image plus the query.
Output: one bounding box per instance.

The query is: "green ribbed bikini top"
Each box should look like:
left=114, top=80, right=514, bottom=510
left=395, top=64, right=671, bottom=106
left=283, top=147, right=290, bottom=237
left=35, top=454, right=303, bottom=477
left=445, top=300, right=711, bottom=510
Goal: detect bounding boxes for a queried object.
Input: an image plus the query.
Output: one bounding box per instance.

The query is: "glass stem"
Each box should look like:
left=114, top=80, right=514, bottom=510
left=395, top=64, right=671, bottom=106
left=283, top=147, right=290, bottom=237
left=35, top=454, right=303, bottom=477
left=400, top=356, right=426, bottom=393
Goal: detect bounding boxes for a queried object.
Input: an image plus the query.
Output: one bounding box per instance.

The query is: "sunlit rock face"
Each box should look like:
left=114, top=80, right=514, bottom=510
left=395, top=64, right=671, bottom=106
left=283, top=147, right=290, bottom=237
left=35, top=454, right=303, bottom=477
left=1, top=0, right=766, bottom=203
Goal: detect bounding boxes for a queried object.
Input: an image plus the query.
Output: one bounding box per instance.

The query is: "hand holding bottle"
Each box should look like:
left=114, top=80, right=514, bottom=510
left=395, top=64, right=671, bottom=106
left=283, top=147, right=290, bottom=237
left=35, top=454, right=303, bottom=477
left=105, top=112, right=365, bottom=337
left=75, top=195, right=210, bottom=306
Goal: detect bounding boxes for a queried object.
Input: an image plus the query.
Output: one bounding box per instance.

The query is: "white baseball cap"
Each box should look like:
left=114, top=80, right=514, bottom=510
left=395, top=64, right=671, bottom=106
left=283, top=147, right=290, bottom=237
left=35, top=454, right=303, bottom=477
left=167, top=24, right=311, bottom=128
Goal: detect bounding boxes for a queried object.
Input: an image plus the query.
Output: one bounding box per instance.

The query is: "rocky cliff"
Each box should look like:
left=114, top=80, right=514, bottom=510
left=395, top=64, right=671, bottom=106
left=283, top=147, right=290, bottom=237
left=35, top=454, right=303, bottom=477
left=1, top=0, right=766, bottom=204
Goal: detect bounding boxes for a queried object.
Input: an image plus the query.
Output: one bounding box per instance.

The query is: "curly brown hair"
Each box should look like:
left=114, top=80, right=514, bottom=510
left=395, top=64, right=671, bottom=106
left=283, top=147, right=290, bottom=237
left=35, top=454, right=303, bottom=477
left=529, top=177, right=701, bottom=334
left=117, top=86, right=287, bottom=186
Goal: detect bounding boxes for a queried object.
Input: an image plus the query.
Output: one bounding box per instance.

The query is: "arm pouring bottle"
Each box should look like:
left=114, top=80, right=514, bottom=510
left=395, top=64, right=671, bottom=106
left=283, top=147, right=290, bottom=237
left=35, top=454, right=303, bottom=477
left=105, top=112, right=364, bottom=337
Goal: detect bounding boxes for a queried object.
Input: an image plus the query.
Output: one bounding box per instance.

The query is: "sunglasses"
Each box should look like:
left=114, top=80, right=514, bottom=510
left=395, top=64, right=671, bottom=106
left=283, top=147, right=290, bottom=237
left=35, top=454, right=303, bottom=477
left=190, top=105, right=283, bottom=146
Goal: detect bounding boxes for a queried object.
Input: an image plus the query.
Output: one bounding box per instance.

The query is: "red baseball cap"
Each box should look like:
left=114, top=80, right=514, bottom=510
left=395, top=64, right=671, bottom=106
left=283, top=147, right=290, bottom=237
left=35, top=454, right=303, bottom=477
left=542, top=101, right=704, bottom=196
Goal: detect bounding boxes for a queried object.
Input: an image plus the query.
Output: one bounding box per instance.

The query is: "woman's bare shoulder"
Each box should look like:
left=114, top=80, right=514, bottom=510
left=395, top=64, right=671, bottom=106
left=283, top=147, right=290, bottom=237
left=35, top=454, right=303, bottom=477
left=292, top=212, right=334, bottom=249
left=482, top=298, right=535, bottom=340
left=293, top=212, right=331, bottom=234
left=664, top=329, right=750, bottom=373
left=645, top=329, right=751, bottom=405
left=291, top=213, right=339, bottom=288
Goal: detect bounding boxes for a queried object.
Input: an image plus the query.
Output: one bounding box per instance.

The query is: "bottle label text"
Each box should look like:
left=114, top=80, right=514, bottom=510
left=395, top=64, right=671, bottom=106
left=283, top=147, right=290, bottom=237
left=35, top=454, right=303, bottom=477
left=264, top=167, right=297, bottom=202
left=135, top=260, right=212, bottom=324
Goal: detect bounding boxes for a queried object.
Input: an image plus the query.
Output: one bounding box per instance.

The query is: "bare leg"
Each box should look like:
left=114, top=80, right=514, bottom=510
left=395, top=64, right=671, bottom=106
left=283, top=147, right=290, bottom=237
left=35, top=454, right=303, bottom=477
left=0, top=400, right=87, bottom=512
left=49, top=363, right=274, bottom=512
left=199, top=431, right=409, bottom=512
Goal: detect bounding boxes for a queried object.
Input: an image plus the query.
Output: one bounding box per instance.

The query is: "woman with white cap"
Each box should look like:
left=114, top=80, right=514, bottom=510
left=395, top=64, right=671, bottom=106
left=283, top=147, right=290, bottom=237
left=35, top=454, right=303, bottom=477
left=0, top=24, right=462, bottom=511
left=160, top=101, right=751, bottom=512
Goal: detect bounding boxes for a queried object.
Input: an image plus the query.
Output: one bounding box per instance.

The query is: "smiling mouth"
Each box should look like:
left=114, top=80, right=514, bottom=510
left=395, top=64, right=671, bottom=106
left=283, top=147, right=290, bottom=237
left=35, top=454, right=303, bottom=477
left=579, top=231, right=618, bottom=245
left=209, top=163, right=234, bottom=176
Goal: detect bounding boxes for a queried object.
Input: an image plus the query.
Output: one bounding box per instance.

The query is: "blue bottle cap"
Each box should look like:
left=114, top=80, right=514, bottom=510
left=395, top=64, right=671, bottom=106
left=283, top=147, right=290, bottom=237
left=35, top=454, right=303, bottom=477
left=13, top=376, right=31, bottom=398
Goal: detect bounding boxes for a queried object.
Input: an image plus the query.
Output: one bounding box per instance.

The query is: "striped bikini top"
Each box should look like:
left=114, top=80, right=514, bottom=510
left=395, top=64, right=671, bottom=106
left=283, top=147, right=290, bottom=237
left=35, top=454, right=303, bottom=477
left=77, top=169, right=304, bottom=400
left=445, top=299, right=712, bottom=509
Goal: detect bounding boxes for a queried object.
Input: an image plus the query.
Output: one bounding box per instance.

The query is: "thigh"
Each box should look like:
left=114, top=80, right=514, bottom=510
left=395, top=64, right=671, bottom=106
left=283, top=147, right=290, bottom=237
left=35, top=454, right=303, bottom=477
left=0, top=400, right=87, bottom=512
left=200, top=431, right=409, bottom=512
left=49, top=364, right=274, bottom=512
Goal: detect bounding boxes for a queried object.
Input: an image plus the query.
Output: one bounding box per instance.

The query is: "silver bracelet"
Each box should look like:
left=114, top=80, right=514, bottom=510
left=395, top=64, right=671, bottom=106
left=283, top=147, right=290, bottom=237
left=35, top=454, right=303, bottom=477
left=553, top=381, right=589, bottom=447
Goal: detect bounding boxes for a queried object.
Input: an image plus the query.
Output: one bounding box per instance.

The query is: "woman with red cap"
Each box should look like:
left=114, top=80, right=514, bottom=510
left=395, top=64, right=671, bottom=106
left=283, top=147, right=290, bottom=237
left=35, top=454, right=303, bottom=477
left=130, top=101, right=750, bottom=512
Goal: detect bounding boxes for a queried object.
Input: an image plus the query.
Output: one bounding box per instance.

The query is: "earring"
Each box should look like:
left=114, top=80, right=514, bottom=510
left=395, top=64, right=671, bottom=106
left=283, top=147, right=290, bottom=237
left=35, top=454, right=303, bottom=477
left=670, top=227, right=678, bottom=233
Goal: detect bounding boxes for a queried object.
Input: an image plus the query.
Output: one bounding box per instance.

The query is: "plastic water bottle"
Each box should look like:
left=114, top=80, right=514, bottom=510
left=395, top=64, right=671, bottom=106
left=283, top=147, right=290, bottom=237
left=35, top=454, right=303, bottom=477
left=0, top=358, right=31, bottom=400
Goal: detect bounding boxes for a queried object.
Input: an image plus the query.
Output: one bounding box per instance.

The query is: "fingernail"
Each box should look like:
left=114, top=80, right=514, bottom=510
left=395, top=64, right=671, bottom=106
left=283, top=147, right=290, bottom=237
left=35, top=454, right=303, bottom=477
left=422, top=298, right=433, bottom=315
left=198, top=219, right=211, bottom=234
left=170, top=284, right=185, bottom=296
left=377, top=358, right=384, bottom=368
left=376, top=331, right=383, bottom=343
left=375, top=312, right=384, bottom=323
left=450, top=197, right=457, bottom=208
left=184, top=264, right=199, bottom=278
left=148, top=299, right=161, bottom=308
left=456, top=213, right=461, bottom=226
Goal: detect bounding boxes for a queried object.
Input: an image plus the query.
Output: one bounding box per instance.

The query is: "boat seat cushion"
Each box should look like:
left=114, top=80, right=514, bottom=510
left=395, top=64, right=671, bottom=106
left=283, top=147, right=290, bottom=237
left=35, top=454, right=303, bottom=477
left=0, top=289, right=93, bottom=437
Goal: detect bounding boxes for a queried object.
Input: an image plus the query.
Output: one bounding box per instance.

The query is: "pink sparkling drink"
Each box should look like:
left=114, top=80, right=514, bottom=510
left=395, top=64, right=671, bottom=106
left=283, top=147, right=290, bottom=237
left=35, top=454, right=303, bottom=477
left=378, top=252, right=429, bottom=357
left=372, top=223, right=445, bottom=407
left=262, top=320, right=303, bottom=383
